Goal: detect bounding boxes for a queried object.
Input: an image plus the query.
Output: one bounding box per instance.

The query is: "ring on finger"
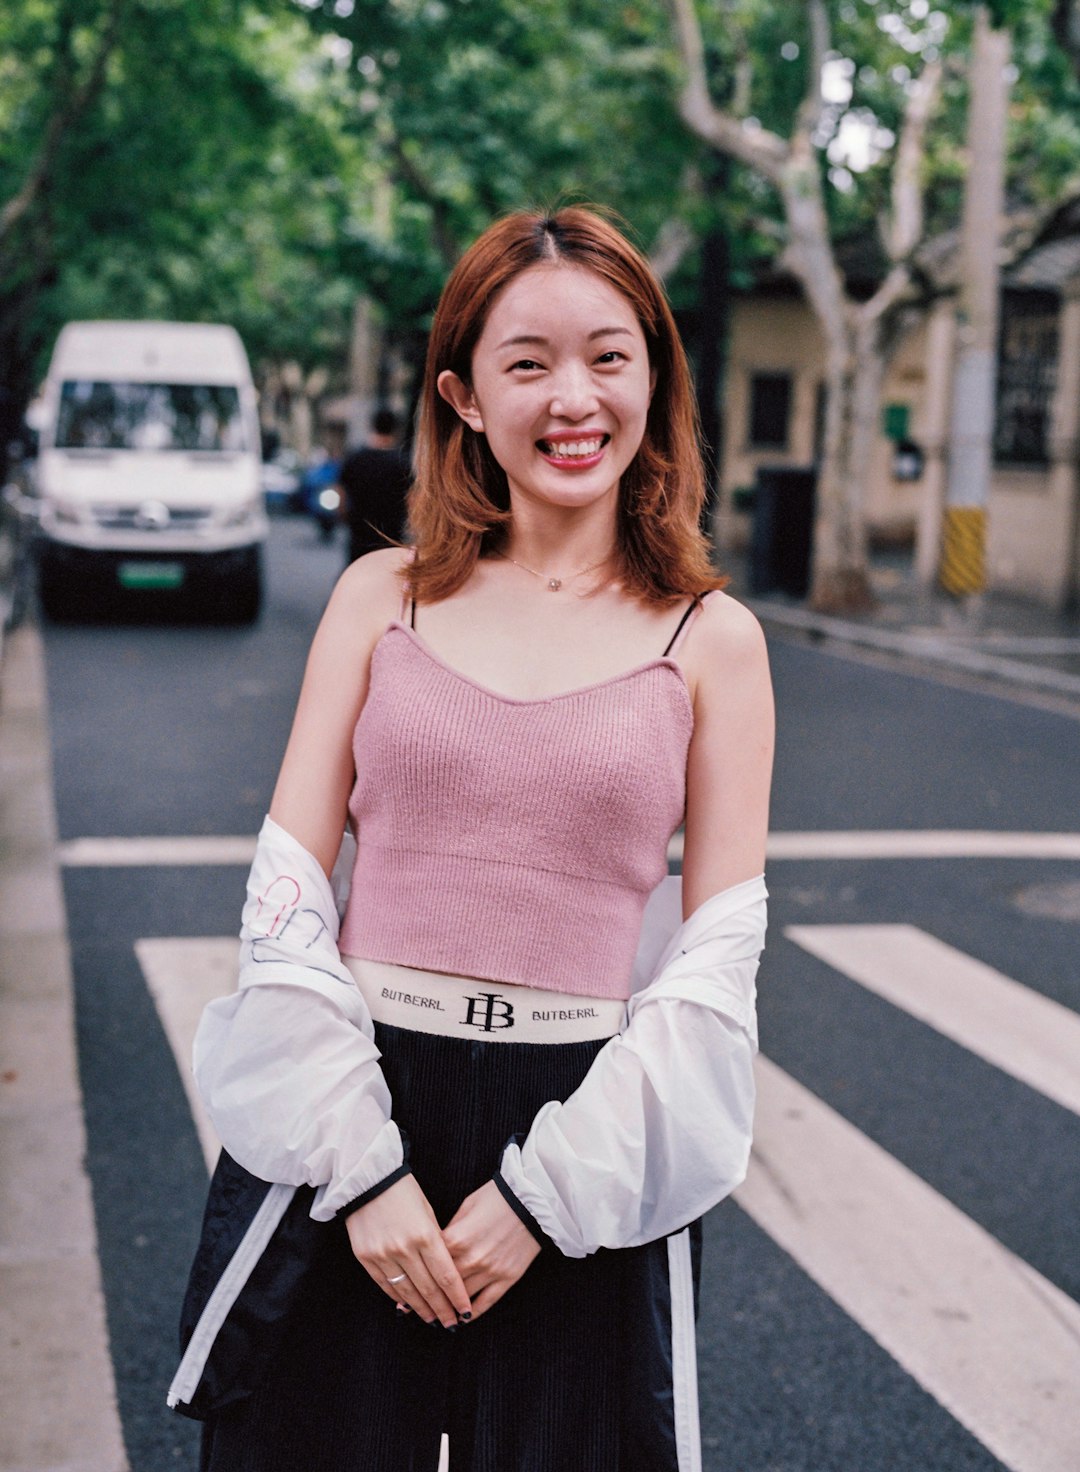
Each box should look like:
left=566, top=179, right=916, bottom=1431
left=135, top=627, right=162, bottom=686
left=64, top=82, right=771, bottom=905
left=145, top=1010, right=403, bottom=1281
left=386, top=1272, right=408, bottom=1285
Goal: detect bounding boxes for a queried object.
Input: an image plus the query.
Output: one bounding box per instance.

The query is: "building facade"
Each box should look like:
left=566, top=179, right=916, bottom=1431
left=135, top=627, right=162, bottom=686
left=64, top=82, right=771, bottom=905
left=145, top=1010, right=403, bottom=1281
left=717, top=214, right=1080, bottom=609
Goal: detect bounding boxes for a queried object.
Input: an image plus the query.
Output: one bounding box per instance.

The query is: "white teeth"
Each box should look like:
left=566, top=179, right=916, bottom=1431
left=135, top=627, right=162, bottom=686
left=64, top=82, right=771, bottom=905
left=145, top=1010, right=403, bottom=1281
left=544, top=438, right=603, bottom=458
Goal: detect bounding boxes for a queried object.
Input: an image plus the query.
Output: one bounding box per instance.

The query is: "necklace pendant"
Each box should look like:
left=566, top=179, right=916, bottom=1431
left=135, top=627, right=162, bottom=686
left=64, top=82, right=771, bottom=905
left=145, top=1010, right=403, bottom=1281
left=547, top=577, right=562, bottom=591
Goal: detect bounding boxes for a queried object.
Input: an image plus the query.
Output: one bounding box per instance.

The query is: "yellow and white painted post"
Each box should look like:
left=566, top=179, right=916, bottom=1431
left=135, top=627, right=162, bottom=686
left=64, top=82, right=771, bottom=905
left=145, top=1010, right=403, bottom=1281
left=939, top=8, right=1011, bottom=601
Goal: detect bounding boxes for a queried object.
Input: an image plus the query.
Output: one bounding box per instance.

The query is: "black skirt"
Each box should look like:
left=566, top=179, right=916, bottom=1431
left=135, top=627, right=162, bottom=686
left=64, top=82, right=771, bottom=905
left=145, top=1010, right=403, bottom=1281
left=193, top=1021, right=702, bottom=1472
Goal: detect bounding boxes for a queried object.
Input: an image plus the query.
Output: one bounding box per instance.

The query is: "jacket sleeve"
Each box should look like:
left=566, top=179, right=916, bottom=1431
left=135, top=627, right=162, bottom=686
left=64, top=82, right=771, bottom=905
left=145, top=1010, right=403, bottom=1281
left=193, top=816, right=406, bottom=1222
left=496, top=874, right=767, bottom=1257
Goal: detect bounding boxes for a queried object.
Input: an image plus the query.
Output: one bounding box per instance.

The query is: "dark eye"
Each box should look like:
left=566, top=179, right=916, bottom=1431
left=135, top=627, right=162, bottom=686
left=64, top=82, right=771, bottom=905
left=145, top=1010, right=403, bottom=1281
left=596, top=350, right=626, bottom=365
left=511, top=358, right=543, bottom=372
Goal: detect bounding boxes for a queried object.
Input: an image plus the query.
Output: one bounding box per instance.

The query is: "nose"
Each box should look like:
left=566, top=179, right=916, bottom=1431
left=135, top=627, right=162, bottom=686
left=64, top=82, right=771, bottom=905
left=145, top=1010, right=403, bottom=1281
left=548, top=363, right=599, bottom=421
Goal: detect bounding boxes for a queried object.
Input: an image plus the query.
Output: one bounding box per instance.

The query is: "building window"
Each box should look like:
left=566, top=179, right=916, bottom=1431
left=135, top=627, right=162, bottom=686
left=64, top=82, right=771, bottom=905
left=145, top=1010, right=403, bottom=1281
left=994, top=291, right=1059, bottom=466
left=748, top=372, right=793, bottom=450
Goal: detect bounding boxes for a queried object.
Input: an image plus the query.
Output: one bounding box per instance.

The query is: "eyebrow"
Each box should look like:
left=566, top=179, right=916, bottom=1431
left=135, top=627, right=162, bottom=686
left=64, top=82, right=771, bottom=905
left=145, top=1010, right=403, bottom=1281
left=495, top=327, right=635, bottom=350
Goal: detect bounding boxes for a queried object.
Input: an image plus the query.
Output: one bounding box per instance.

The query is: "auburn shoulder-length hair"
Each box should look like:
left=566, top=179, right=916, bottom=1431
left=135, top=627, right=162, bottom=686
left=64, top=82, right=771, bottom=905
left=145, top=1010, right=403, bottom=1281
left=406, top=206, right=726, bottom=606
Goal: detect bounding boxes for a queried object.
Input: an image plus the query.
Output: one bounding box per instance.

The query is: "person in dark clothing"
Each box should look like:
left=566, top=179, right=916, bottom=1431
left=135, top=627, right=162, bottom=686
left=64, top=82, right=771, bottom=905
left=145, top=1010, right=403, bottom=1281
left=339, top=408, right=412, bottom=564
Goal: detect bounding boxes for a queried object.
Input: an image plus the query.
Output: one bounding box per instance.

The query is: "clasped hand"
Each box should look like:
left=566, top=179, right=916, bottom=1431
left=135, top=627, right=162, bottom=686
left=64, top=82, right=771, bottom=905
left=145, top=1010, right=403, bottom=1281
left=344, top=1175, right=540, bottom=1327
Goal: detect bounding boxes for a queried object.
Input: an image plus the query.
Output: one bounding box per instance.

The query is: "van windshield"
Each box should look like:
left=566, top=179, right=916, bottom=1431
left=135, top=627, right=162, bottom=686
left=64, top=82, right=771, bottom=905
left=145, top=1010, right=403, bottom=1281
left=55, top=381, right=247, bottom=452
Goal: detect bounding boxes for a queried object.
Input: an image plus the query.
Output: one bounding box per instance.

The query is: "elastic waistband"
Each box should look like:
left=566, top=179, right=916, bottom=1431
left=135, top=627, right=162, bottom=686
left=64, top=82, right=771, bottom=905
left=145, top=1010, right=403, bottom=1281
left=342, top=956, right=625, bottom=1044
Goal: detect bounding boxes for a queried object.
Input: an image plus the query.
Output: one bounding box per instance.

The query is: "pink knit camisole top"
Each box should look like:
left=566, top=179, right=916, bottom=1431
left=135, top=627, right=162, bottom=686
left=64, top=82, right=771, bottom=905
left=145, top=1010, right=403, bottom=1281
left=338, top=605, right=703, bottom=999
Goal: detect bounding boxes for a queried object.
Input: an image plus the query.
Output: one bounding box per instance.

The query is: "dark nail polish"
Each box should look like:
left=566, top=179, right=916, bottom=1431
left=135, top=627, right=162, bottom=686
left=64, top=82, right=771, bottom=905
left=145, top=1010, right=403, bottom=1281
left=395, top=1304, right=410, bottom=1316
left=444, top=1324, right=457, bottom=1333
left=460, top=1311, right=472, bottom=1322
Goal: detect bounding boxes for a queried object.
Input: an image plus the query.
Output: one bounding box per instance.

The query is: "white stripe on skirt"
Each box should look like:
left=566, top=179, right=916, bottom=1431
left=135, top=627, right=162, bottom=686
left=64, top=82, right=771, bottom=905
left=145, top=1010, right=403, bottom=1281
left=167, top=1182, right=298, bottom=1410
left=668, top=1228, right=703, bottom=1472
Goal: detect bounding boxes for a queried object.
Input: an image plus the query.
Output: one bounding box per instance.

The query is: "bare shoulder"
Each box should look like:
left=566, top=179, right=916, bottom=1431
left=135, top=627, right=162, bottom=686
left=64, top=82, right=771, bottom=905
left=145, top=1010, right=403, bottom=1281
left=332, top=546, right=412, bottom=614
left=683, top=591, right=769, bottom=691
left=319, top=547, right=412, bottom=644
left=697, top=589, right=765, bottom=647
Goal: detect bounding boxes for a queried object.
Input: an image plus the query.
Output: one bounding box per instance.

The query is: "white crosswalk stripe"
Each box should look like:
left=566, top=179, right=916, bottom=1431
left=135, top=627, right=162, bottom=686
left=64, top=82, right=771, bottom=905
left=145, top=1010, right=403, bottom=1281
left=135, top=937, right=237, bottom=1171
left=738, top=1057, right=1080, bottom=1472
left=785, top=924, right=1080, bottom=1116
left=137, top=926, right=1080, bottom=1472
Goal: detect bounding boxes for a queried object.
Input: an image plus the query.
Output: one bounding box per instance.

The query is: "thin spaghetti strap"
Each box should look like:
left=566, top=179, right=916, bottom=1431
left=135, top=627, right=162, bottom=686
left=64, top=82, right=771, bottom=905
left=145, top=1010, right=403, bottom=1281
left=394, top=553, right=417, bottom=627
left=661, top=595, right=704, bottom=658
left=399, top=548, right=417, bottom=626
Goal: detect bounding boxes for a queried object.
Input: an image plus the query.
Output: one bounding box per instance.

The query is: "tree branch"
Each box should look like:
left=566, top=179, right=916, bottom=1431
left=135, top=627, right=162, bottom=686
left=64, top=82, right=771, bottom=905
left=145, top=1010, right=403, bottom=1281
left=860, top=263, right=920, bottom=329
left=883, top=60, right=942, bottom=265
left=649, top=166, right=702, bottom=281
left=667, top=0, right=788, bottom=182
left=382, top=131, right=458, bottom=269
left=650, top=215, right=697, bottom=282
left=795, top=0, right=831, bottom=142
left=0, top=0, right=124, bottom=246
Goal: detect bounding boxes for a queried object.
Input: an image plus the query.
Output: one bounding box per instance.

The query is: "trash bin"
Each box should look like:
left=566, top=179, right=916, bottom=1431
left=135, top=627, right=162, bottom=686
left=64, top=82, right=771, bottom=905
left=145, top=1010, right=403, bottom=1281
left=748, top=465, right=816, bottom=597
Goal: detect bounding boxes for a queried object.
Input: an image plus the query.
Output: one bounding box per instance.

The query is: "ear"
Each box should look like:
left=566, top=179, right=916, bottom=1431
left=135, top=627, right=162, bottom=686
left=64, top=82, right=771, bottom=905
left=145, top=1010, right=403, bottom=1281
left=437, top=370, right=484, bottom=433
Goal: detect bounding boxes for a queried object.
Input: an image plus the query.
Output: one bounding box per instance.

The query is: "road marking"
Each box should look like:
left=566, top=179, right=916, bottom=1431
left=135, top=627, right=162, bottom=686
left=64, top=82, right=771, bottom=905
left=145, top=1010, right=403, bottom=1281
left=786, top=925, right=1080, bottom=1117
left=60, top=830, right=1080, bottom=867
left=134, top=937, right=237, bottom=1171
left=60, top=835, right=257, bottom=866
left=738, top=1056, right=1080, bottom=1472
left=764, top=830, right=1080, bottom=860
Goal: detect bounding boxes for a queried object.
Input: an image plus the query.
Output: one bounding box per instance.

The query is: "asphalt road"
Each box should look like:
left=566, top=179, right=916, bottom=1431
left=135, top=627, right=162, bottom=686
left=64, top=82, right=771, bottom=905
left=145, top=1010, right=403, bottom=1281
left=42, top=519, right=1080, bottom=1472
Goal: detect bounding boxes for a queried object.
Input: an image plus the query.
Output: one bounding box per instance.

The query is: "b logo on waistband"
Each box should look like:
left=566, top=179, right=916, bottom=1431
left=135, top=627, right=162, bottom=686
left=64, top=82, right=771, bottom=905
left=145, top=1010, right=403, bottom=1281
left=461, top=992, right=515, bottom=1032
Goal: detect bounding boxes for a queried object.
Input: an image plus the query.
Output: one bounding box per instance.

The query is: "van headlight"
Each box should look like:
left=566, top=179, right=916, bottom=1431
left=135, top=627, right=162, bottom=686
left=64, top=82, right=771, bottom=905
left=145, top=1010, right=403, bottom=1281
left=222, top=498, right=260, bottom=528
left=51, top=500, right=83, bottom=526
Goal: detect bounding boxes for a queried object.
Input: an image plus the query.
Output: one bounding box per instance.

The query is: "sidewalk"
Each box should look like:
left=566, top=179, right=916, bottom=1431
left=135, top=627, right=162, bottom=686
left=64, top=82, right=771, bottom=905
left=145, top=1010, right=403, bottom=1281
left=0, top=622, right=127, bottom=1472
left=728, top=549, right=1080, bottom=703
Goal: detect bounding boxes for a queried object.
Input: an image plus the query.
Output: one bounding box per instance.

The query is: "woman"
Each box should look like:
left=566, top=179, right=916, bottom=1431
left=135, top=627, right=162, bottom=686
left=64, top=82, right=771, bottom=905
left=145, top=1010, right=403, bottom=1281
left=174, top=207, right=774, bottom=1470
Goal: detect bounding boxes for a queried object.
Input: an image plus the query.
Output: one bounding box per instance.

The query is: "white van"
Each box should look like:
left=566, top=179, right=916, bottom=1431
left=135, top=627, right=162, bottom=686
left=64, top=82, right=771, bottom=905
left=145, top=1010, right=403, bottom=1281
left=35, top=321, right=267, bottom=620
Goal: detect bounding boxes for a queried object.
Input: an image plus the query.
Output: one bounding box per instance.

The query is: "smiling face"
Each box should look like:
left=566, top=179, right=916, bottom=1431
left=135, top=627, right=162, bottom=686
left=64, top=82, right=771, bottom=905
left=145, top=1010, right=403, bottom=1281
left=437, top=263, right=654, bottom=520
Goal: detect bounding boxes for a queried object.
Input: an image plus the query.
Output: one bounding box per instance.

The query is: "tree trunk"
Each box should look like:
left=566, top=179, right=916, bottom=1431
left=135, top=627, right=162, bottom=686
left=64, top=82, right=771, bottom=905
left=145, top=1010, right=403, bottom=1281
left=778, top=149, right=876, bottom=612
left=809, top=309, right=894, bottom=611
left=940, top=6, right=1011, bottom=599
left=695, top=160, right=732, bottom=539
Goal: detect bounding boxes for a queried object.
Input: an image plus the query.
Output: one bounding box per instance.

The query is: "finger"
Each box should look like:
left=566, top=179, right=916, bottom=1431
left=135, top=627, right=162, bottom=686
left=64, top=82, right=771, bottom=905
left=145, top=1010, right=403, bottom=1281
left=460, top=1269, right=488, bottom=1300
left=364, top=1247, right=460, bottom=1327
left=393, top=1280, right=437, bottom=1324
left=360, top=1260, right=436, bottom=1323
left=420, top=1238, right=472, bottom=1319
left=409, top=1250, right=470, bottom=1328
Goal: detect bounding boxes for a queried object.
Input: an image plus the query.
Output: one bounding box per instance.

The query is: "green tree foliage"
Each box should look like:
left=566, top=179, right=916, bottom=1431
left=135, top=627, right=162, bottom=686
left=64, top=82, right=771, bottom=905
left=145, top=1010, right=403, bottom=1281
left=0, top=0, right=367, bottom=445
left=4, top=0, right=1080, bottom=463
left=294, top=0, right=703, bottom=323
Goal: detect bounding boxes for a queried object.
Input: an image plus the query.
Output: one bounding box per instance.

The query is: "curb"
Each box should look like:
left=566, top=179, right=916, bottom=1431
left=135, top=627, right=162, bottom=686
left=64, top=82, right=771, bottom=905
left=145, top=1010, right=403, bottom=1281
left=0, top=623, right=128, bottom=1472
left=747, top=599, right=1080, bottom=701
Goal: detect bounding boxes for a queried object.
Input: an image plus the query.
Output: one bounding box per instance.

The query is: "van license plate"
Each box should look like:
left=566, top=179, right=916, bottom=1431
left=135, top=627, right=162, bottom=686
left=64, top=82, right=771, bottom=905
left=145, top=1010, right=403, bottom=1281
left=118, top=561, right=185, bottom=590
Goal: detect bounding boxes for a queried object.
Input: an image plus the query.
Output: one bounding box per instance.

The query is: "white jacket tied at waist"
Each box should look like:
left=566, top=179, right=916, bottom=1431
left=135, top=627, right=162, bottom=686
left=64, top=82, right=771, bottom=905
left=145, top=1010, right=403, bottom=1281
left=193, top=816, right=767, bottom=1249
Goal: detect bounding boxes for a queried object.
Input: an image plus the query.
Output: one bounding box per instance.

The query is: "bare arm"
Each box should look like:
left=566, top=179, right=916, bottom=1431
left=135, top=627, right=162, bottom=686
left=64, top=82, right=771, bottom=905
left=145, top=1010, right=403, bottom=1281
left=269, top=547, right=409, bottom=876
left=680, top=594, right=774, bottom=917
left=264, top=548, right=469, bottom=1326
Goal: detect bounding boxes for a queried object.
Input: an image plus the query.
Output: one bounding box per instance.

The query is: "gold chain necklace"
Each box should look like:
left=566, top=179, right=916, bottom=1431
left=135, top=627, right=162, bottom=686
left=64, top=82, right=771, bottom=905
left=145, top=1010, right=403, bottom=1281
left=500, top=553, right=609, bottom=592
